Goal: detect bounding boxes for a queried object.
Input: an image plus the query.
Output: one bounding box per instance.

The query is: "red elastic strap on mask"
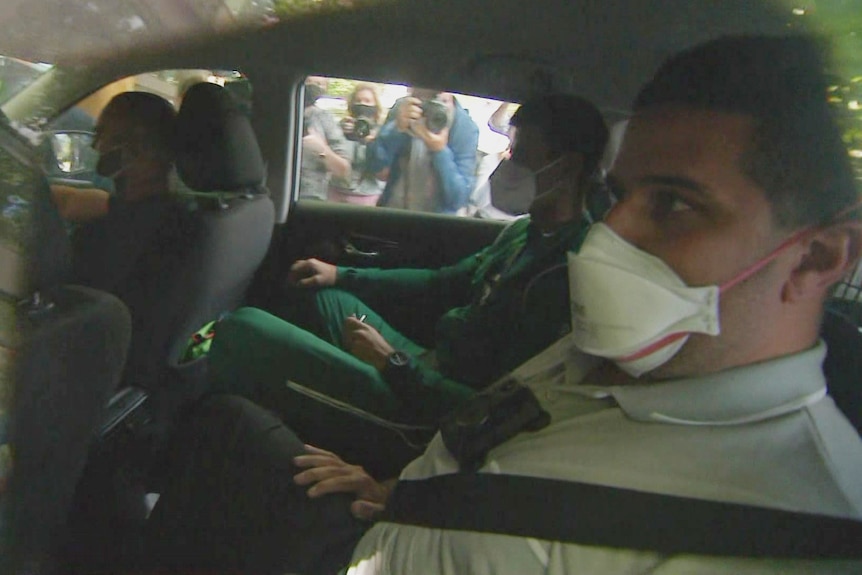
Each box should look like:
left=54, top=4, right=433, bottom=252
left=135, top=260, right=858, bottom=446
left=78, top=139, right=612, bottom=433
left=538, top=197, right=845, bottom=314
left=617, top=201, right=862, bottom=364
left=720, top=200, right=862, bottom=294
left=618, top=331, right=688, bottom=362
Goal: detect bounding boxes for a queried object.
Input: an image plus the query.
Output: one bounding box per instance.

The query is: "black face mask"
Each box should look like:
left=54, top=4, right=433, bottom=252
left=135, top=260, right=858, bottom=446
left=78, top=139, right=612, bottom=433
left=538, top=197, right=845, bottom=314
left=304, top=84, right=325, bottom=108
left=351, top=104, right=377, bottom=119
left=96, top=147, right=124, bottom=178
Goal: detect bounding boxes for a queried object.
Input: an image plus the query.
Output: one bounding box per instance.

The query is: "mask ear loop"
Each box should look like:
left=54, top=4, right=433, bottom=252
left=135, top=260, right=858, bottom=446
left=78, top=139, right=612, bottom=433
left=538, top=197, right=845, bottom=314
left=587, top=202, right=862, bottom=366
left=534, top=155, right=566, bottom=177
left=720, top=200, right=862, bottom=294
left=618, top=203, right=862, bottom=364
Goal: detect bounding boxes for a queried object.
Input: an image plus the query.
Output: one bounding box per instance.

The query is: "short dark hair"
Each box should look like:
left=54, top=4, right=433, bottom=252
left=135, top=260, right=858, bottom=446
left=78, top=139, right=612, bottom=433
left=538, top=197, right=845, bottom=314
left=634, top=35, right=858, bottom=229
left=97, top=91, right=177, bottom=163
left=511, top=93, right=609, bottom=178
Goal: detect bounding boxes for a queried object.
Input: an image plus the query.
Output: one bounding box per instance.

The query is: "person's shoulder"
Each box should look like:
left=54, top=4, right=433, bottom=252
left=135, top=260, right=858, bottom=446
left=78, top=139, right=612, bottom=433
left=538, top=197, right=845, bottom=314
left=452, top=100, right=479, bottom=133
left=504, top=215, right=533, bottom=236
left=304, top=105, right=333, bottom=124
left=488, top=216, right=532, bottom=247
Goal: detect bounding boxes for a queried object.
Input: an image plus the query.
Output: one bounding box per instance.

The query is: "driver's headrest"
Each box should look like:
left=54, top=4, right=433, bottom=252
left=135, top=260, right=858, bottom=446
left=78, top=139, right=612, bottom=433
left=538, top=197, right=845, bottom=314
left=0, top=173, right=72, bottom=299
left=175, top=82, right=265, bottom=193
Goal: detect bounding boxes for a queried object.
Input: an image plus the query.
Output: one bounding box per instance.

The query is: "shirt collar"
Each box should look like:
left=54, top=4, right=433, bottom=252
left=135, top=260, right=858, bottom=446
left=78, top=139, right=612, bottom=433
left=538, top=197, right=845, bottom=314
left=583, top=341, right=828, bottom=426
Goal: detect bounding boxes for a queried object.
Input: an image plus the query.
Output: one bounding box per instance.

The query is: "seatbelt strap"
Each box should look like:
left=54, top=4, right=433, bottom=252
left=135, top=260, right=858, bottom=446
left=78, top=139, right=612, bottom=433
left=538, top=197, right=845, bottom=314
left=385, top=473, right=862, bottom=559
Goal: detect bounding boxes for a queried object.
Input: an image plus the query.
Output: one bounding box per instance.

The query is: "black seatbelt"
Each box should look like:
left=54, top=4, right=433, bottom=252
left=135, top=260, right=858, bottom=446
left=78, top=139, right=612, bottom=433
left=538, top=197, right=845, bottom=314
left=385, top=473, right=862, bottom=559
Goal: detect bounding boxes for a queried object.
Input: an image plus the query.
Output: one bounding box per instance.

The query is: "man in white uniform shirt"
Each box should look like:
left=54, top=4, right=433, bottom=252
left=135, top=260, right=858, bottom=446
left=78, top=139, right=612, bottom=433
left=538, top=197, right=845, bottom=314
left=140, top=35, right=862, bottom=575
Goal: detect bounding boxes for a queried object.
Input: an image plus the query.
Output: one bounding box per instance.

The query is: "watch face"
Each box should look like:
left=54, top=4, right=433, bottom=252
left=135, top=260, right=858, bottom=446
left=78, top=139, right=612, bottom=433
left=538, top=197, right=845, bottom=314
left=389, top=351, right=411, bottom=368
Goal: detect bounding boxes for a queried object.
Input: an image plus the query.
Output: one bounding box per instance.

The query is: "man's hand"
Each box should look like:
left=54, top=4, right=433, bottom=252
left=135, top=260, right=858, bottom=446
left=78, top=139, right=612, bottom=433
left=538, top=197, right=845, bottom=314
left=287, top=258, right=337, bottom=288
left=410, top=122, right=450, bottom=153
left=395, top=97, right=423, bottom=133
left=342, top=316, right=394, bottom=371
left=302, top=126, right=329, bottom=156
left=340, top=117, right=355, bottom=137
left=293, top=445, right=395, bottom=520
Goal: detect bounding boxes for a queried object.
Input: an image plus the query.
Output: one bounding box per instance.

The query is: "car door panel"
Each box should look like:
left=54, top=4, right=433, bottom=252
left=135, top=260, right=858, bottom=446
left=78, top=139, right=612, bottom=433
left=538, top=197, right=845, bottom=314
left=249, top=201, right=506, bottom=312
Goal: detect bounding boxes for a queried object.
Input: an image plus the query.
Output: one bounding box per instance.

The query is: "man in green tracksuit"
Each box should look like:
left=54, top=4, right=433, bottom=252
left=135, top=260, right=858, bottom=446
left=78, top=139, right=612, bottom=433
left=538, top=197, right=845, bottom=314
left=209, top=94, right=608, bottom=476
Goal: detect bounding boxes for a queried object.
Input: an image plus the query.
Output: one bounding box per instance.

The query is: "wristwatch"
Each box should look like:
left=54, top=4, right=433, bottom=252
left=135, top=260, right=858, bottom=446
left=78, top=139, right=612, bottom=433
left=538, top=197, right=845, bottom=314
left=383, top=350, right=415, bottom=388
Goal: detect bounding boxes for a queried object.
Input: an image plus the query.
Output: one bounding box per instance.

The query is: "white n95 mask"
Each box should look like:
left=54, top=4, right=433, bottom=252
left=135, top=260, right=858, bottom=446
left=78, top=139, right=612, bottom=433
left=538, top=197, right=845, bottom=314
left=567, top=223, right=720, bottom=377
left=488, top=156, right=565, bottom=215
left=568, top=201, right=861, bottom=377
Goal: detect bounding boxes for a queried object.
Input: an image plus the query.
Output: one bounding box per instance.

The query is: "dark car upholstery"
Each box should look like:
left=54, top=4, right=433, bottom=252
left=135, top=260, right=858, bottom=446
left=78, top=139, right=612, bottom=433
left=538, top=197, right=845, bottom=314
left=822, top=305, right=862, bottom=435
left=138, top=82, right=275, bottom=386
left=3, top=123, right=131, bottom=572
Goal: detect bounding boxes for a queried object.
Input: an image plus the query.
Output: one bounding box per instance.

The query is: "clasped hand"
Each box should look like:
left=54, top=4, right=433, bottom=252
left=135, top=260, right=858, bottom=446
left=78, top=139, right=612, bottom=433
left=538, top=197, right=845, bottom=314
left=293, top=445, right=395, bottom=521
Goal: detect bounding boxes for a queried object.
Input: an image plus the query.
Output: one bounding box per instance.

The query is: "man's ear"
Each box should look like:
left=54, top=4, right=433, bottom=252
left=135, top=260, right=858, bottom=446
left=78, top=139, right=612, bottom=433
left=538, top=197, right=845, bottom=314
left=786, top=220, right=862, bottom=301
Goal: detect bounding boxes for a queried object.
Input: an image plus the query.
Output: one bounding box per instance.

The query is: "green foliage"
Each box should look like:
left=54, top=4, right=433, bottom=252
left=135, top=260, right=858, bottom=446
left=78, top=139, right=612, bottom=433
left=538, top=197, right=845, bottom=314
left=327, top=78, right=357, bottom=98
left=777, top=0, right=862, bottom=180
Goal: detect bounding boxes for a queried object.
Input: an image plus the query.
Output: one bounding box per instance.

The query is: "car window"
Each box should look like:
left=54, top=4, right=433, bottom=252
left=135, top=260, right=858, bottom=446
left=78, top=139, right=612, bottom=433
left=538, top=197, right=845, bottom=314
left=296, top=76, right=518, bottom=219
left=0, top=56, right=52, bottom=106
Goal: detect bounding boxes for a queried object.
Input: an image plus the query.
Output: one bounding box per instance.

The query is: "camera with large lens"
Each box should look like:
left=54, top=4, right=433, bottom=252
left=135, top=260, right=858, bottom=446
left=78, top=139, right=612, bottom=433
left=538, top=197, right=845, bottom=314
left=421, top=97, right=450, bottom=134
left=340, top=116, right=376, bottom=142
left=353, top=117, right=374, bottom=140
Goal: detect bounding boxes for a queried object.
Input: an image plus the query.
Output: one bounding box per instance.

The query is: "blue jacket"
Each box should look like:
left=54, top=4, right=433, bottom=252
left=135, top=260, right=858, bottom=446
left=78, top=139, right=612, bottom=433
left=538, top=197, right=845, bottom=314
left=368, top=99, right=479, bottom=213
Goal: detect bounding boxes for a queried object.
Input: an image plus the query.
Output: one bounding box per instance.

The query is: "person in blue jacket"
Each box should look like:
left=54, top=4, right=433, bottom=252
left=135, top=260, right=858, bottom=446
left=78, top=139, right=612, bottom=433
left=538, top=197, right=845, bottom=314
left=367, top=89, right=479, bottom=214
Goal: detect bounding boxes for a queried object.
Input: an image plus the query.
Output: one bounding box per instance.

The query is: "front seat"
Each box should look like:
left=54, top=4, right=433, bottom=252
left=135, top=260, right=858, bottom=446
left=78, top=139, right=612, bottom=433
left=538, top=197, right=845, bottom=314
left=822, top=303, right=862, bottom=435
left=121, top=82, right=274, bottom=396
left=1, top=120, right=131, bottom=573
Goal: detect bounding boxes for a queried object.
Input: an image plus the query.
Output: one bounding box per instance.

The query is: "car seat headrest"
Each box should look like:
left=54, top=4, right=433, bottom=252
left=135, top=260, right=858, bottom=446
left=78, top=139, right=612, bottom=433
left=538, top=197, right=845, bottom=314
left=175, top=82, right=265, bottom=193
left=1, top=142, right=72, bottom=300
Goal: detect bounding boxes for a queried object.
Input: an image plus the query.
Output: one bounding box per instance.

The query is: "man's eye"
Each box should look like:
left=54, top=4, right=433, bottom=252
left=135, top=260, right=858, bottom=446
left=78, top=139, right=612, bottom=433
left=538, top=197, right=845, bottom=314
left=653, top=190, right=693, bottom=218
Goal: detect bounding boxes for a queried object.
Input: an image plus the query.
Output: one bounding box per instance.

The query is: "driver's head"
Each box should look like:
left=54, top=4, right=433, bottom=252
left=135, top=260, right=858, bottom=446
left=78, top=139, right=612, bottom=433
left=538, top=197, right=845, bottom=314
left=600, top=35, right=861, bottom=378
left=93, top=91, right=176, bottom=194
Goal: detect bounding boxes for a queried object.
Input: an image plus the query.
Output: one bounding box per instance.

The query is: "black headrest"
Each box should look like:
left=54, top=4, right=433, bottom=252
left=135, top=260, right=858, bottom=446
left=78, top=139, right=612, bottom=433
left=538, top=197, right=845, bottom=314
left=1, top=125, right=71, bottom=298
left=24, top=177, right=72, bottom=294
left=175, top=83, right=265, bottom=193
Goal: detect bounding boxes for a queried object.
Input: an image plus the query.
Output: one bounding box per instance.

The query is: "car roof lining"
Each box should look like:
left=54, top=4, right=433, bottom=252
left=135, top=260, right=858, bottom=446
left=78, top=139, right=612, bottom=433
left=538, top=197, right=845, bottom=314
left=3, top=0, right=801, bottom=112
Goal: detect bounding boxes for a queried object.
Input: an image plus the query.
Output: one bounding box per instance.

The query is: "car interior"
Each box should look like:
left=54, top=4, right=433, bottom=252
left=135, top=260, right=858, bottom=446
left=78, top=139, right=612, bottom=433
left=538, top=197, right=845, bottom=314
left=0, top=0, right=861, bottom=571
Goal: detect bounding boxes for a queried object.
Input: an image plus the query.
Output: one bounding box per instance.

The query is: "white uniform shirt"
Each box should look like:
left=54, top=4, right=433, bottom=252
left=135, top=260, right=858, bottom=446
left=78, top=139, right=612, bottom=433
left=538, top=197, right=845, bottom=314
left=346, top=337, right=862, bottom=574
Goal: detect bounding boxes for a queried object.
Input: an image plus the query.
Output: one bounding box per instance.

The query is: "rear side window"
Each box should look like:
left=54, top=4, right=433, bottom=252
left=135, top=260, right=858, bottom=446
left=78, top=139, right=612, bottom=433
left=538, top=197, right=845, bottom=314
left=297, top=76, right=518, bottom=219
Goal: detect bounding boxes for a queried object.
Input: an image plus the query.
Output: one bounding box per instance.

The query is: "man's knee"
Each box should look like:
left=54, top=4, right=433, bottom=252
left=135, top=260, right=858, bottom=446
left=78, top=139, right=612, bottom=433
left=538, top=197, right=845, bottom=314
left=175, top=394, right=305, bottom=466
left=313, top=287, right=361, bottom=312
left=194, top=394, right=278, bottom=428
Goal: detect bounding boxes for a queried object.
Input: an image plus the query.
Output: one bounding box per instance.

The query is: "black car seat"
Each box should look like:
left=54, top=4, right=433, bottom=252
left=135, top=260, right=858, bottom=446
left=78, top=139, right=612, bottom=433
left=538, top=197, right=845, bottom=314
left=121, top=82, right=274, bottom=396
left=822, top=299, right=862, bottom=435
left=1, top=120, right=132, bottom=573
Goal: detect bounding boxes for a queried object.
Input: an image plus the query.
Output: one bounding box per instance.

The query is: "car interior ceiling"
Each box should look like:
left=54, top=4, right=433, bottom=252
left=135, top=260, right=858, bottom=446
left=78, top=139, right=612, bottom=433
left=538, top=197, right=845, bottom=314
left=3, top=0, right=861, bottom=571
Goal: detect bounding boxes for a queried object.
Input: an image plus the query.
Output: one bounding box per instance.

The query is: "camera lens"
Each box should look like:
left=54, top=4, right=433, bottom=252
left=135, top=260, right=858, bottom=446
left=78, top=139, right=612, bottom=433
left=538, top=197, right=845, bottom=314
left=354, top=118, right=371, bottom=139
left=422, top=99, right=449, bottom=134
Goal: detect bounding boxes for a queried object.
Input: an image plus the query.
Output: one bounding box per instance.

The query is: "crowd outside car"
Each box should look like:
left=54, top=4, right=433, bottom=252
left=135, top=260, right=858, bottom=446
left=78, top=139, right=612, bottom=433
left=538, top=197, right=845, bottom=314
left=303, top=80, right=604, bottom=221
left=302, top=79, right=548, bottom=218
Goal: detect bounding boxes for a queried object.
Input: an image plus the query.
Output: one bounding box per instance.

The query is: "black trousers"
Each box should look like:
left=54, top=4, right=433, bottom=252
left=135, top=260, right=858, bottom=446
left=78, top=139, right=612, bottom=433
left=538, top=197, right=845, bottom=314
left=141, top=395, right=369, bottom=575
